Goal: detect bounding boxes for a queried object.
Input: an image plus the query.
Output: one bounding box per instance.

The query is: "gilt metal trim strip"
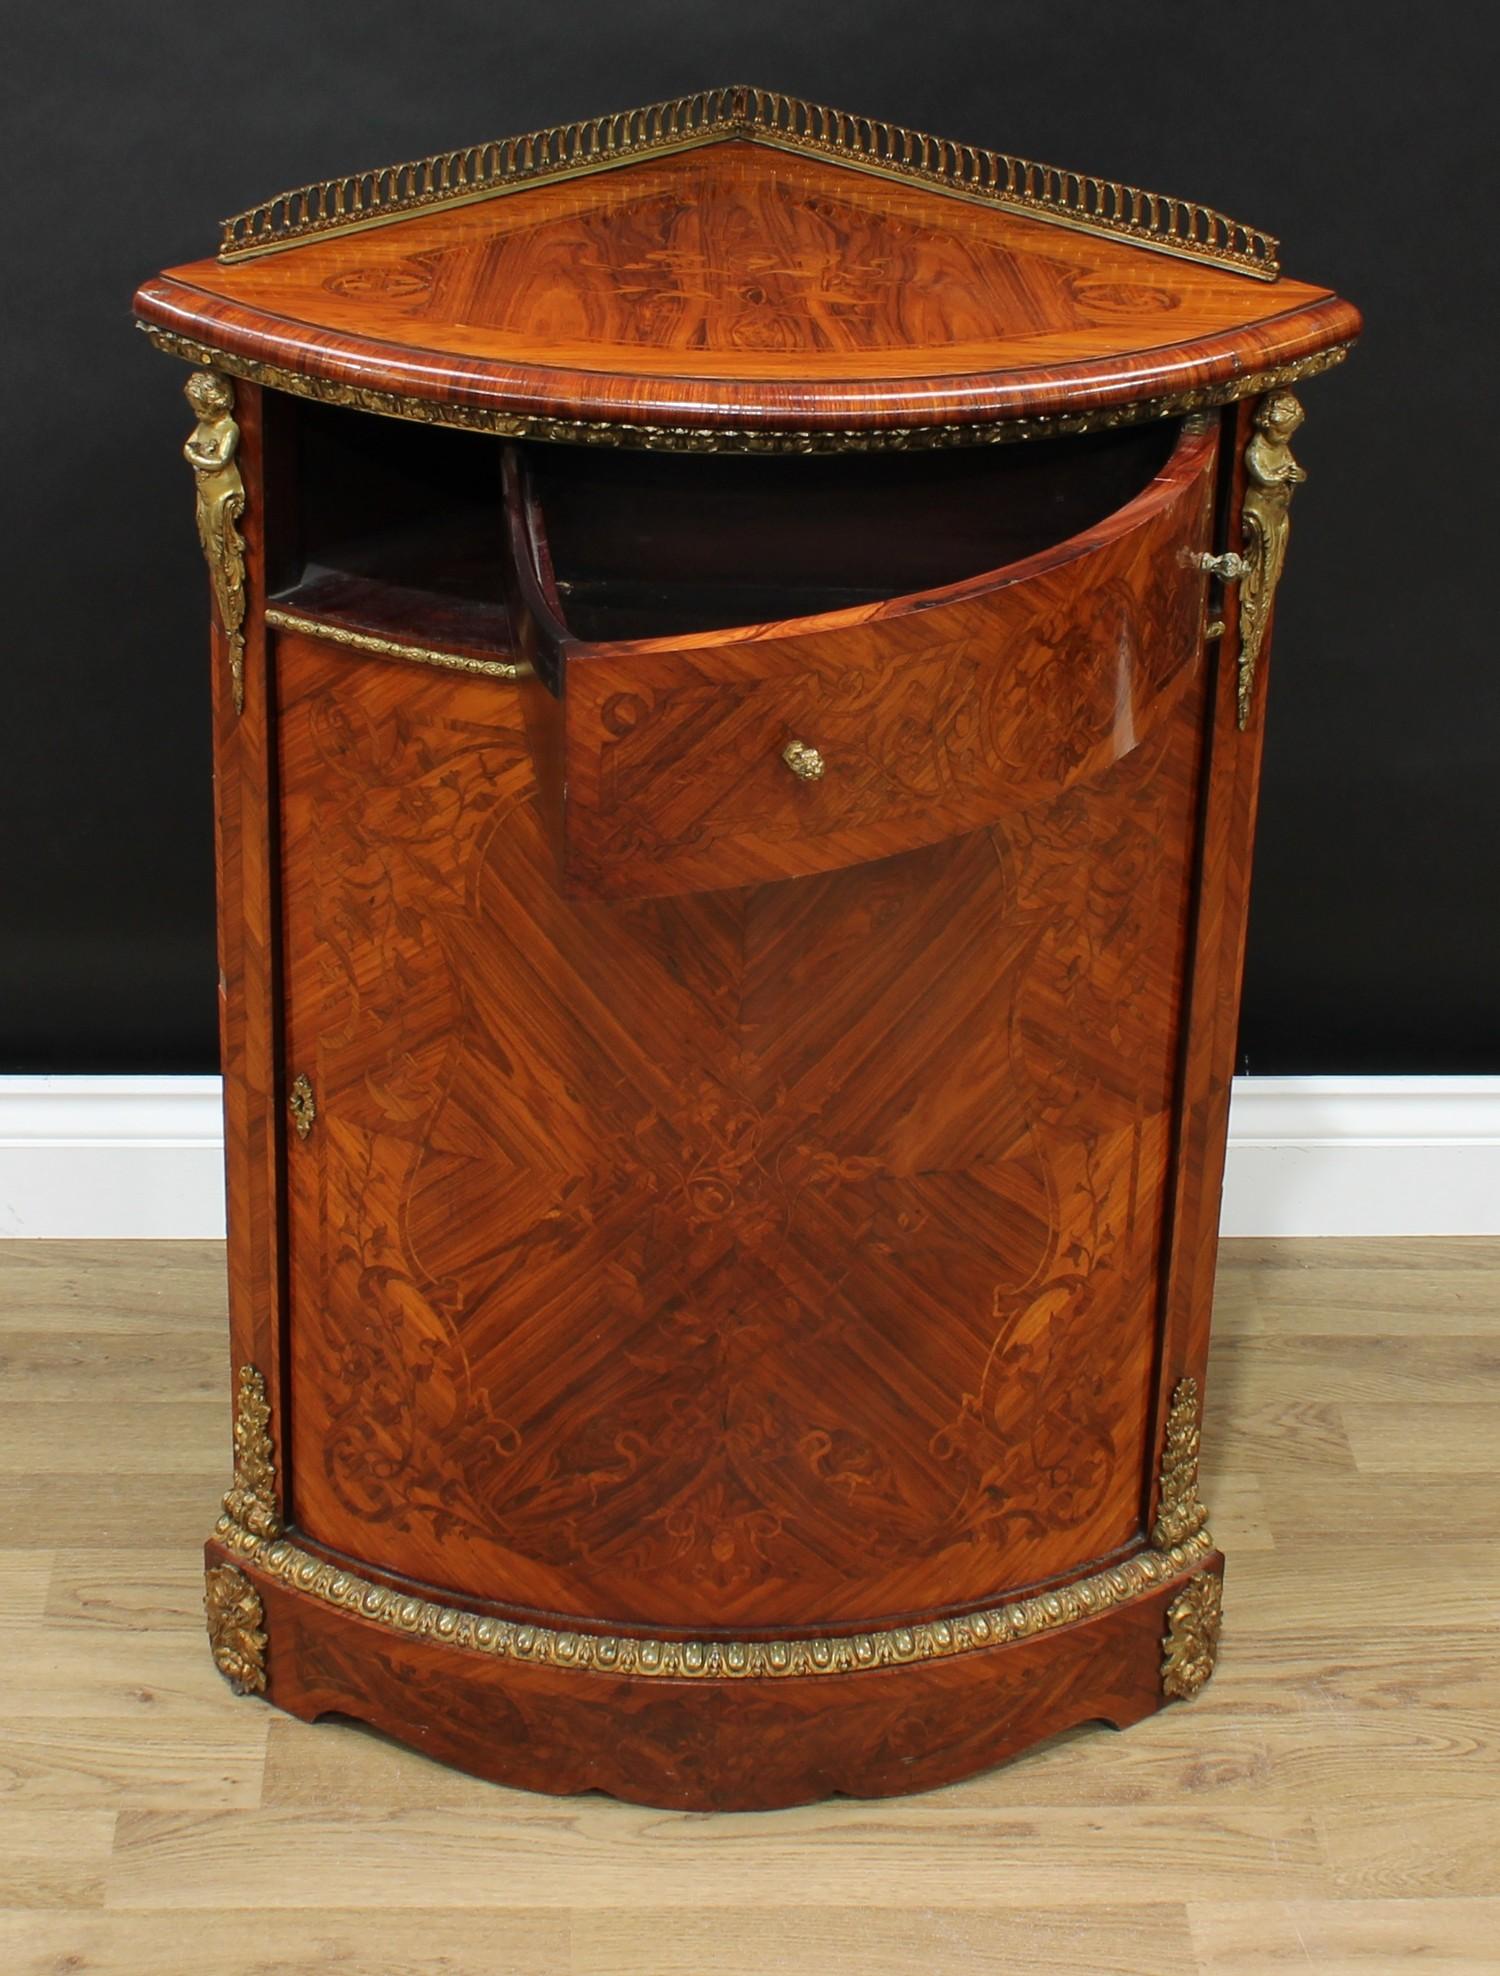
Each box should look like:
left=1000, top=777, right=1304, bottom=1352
left=264, top=607, right=521, bottom=679
left=217, top=85, right=1279, bottom=279
left=212, top=1361, right=1214, bottom=1684
left=143, top=325, right=1352, bottom=457
left=216, top=1517, right=1214, bottom=1681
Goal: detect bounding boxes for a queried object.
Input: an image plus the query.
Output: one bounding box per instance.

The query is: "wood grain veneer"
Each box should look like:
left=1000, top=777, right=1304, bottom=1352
left=134, top=133, right=1358, bottom=443
left=509, top=420, right=1215, bottom=897
left=139, top=98, right=1358, bottom=1811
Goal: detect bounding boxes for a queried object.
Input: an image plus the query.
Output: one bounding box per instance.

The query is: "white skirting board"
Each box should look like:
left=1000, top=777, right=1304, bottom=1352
left=1, top=1074, right=1498, bottom=1240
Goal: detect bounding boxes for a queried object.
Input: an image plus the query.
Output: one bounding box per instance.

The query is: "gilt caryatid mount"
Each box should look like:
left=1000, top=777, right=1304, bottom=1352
left=141, top=87, right=1357, bottom=1810
left=182, top=370, right=248, bottom=714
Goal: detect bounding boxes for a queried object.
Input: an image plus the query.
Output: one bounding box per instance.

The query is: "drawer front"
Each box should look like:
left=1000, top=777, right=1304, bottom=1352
left=554, top=420, right=1217, bottom=899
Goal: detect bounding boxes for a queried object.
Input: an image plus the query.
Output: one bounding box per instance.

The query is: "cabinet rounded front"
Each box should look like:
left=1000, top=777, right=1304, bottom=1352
left=144, top=89, right=1355, bottom=1810
left=258, top=406, right=1224, bottom=1657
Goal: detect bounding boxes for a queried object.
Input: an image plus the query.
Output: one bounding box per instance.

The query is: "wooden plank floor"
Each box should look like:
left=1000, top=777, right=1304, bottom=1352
left=1, top=1238, right=1497, bottom=1974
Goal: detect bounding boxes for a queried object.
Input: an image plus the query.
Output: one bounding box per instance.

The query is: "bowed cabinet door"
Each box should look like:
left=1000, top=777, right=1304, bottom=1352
left=270, top=417, right=1220, bottom=1642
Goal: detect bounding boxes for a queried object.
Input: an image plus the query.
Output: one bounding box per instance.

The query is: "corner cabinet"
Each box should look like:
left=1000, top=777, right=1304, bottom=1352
left=138, top=87, right=1359, bottom=1810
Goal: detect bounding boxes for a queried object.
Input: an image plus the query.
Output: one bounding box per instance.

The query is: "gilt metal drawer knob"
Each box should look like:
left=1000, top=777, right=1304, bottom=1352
left=782, top=739, right=826, bottom=782
left=1188, top=549, right=1250, bottom=582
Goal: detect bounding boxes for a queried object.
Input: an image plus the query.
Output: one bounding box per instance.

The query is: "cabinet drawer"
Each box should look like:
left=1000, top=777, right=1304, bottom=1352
left=512, top=419, right=1218, bottom=899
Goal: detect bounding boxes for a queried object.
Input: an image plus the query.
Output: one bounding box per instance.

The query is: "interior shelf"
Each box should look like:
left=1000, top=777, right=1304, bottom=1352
left=268, top=400, right=517, bottom=662
left=272, top=511, right=516, bottom=661
left=267, top=396, right=1183, bottom=657
left=527, top=423, right=1181, bottom=644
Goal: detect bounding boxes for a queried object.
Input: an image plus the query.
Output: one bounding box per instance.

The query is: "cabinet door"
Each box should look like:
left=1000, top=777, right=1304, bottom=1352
left=274, top=547, right=1213, bottom=1633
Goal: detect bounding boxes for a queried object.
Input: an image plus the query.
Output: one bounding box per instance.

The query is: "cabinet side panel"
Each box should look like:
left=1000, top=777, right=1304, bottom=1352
left=276, top=622, right=1210, bottom=1633
left=1151, top=396, right=1281, bottom=1508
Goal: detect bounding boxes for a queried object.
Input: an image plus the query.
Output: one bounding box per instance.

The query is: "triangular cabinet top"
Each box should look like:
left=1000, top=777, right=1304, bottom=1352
left=135, top=87, right=1359, bottom=451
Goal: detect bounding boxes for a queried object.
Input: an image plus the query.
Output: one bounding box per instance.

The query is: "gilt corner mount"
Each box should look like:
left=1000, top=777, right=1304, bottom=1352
left=1235, top=390, right=1308, bottom=727
left=209, top=1365, right=1218, bottom=1695
left=182, top=370, right=248, bottom=715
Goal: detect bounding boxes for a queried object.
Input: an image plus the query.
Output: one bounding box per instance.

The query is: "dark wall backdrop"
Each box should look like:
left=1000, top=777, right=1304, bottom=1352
left=4, top=3, right=1496, bottom=1072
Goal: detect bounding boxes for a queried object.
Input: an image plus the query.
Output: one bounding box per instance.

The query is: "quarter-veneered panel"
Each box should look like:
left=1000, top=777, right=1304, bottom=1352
left=276, top=608, right=1208, bottom=1630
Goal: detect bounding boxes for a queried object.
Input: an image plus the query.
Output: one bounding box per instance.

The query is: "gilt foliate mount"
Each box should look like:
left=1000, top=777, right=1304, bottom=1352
left=210, top=1366, right=1218, bottom=1692
left=218, top=85, right=1279, bottom=280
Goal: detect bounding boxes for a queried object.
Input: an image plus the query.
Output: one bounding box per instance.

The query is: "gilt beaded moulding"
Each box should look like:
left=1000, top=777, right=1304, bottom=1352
left=263, top=607, right=522, bottom=680
left=209, top=1363, right=1216, bottom=1688
left=141, top=323, right=1353, bottom=458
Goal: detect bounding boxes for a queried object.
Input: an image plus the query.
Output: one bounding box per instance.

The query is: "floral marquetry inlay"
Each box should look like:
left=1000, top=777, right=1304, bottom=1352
left=269, top=641, right=1212, bottom=1627
left=210, top=1333, right=1218, bottom=1685
left=138, top=59, right=1366, bottom=1812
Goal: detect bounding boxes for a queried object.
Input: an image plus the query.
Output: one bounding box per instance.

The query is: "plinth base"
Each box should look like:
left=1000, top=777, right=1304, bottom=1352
left=204, top=1530, right=1223, bottom=1811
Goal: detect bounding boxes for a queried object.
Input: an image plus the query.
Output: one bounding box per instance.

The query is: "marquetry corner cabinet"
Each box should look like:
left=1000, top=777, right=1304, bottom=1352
left=136, top=87, right=1359, bottom=1811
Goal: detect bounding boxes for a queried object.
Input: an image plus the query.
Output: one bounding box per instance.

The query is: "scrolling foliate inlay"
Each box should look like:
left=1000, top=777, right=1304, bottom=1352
left=1161, top=1570, right=1223, bottom=1700
left=1152, top=1376, right=1210, bottom=1551
left=210, top=1363, right=1216, bottom=1684
left=1235, top=391, right=1307, bottom=728
left=182, top=371, right=249, bottom=714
